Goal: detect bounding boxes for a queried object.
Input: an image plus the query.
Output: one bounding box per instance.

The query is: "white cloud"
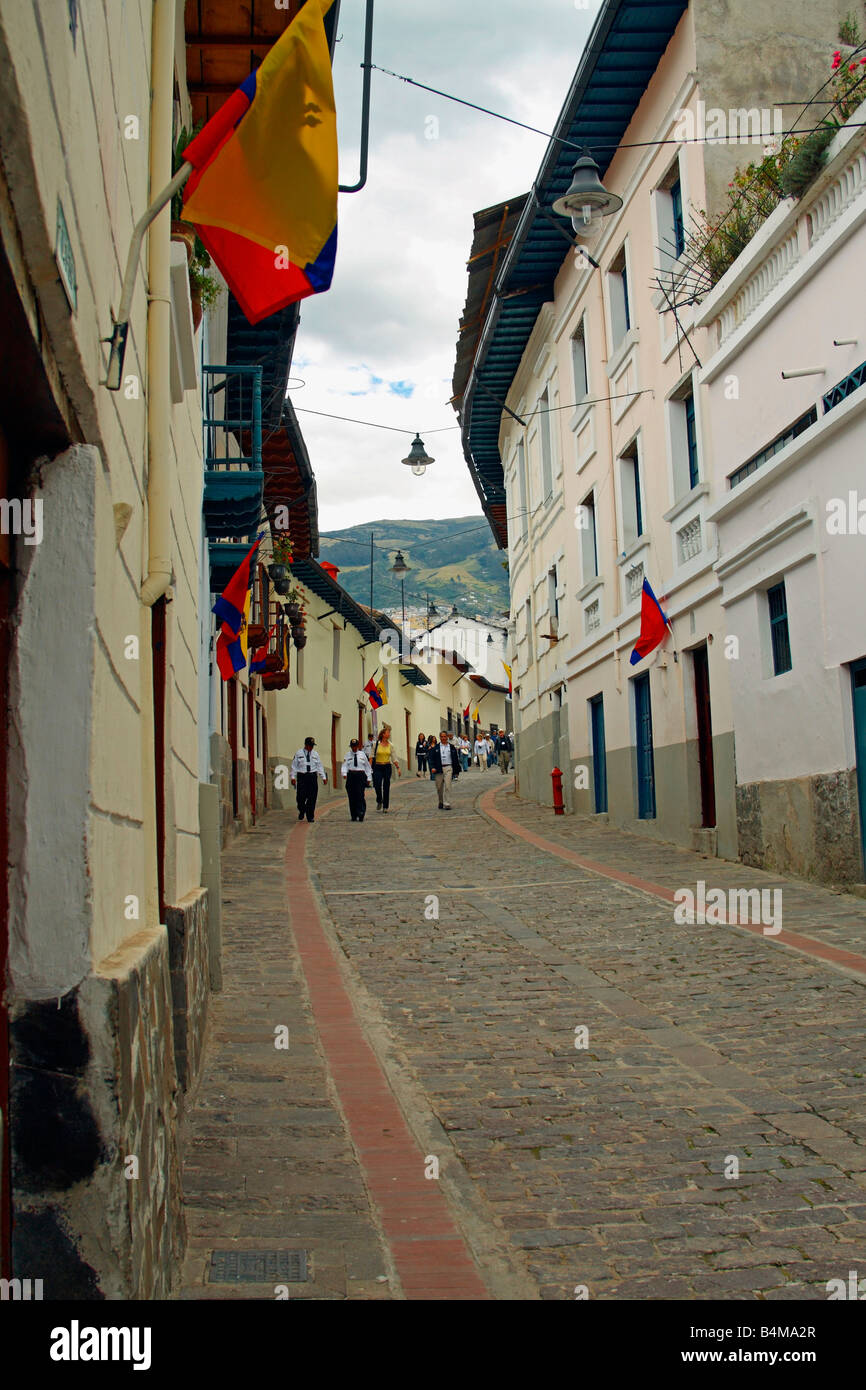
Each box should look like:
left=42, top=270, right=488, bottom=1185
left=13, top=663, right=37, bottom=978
left=294, top=0, right=592, bottom=531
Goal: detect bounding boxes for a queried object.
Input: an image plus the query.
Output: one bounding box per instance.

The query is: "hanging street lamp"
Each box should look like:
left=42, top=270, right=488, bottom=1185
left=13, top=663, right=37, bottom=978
left=402, top=433, right=435, bottom=476
left=552, top=149, right=623, bottom=236
left=391, top=550, right=410, bottom=640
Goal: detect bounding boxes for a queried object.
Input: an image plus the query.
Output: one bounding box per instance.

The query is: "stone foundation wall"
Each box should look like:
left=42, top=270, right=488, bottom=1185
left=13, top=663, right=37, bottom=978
left=165, top=887, right=210, bottom=1093
left=514, top=707, right=573, bottom=812
left=736, top=768, right=864, bottom=885
left=10, top=925, right=184, bottom=1299
left=210, top=732, right=235, bottom=848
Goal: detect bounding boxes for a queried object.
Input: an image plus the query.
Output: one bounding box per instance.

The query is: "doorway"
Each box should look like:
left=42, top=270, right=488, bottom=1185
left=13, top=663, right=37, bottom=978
left=227, top=678, right=239, bottom=818
left=330, top=712, right=340, bottom=785
left=852, top=660, right=866, bottom=873
left=633, top=672, right=656, bottom=819
left=692, top=644, right=716, bottom=828
left=589, top=694, right=607, bottom=813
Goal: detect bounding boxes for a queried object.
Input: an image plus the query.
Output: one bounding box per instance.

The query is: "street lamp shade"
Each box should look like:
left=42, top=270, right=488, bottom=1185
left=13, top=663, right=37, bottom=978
left=391, top=550, right=409, bottom=577
left=551, top=150, right=623, bottom=236
left=402, top=433, right=435, bottom=475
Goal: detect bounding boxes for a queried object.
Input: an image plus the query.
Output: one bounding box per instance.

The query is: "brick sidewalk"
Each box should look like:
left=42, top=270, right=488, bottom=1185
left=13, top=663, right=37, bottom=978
left=178, top=815, right=395, bottom=1300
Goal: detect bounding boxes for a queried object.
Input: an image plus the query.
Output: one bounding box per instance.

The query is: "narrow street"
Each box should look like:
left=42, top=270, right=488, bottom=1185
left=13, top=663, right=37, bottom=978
left=180, top=770, right=866, bottom=1301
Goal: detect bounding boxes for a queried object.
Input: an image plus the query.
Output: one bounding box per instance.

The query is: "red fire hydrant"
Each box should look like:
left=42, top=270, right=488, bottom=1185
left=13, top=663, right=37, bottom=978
left=551, top=766, right=564, bottom=816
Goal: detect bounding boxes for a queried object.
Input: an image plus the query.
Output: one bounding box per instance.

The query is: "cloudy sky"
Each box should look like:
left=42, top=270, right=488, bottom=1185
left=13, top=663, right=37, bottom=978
left=292, top=0, right=594, bottom=531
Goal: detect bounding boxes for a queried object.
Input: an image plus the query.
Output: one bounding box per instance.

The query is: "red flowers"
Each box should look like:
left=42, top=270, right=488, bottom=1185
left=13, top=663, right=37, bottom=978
left=832, top=50, right=841, bottom=69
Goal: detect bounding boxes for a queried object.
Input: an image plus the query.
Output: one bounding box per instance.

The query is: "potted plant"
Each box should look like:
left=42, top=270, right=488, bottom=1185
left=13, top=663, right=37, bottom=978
left=171, top=123, right=223, bottom=328
left=284, top=583, right=303, bottom=622
left=271, top=532, right=294, bottom=565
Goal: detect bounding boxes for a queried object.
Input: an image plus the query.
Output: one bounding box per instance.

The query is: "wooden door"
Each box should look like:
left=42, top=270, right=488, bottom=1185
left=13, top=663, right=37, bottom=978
left=693, top=645, right=716, bottom=828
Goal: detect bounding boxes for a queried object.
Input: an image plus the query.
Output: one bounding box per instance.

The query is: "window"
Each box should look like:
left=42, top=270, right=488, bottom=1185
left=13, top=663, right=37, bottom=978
left=729, top=407, right=817, bottom=488
left=571, top=321, right=588, bottom=400
left=684, top=393, right=698, bottom=489
left=297, top=645, right=305, bottom=687
left=580, top=490, right=599, bottom=583
left=768, top=582, right=792, bottom=675
left=620, top=440, right=643, bottom=548
left=241, top=685, right=246, bottom=747
left=609, top=245, right=631, bottom=350
left=539, top=389, right=553, bottom=501
left=516, top=439, right=529, bottom=540
left=669, top=383, right=700, bottom=497
left=255, top=702, right=261, bottom=758
left=447, top=707, right=453, bottom=731
left=332, top=625, right=341, bottom=681
left=547, top=566, right=559, bottom=630
left=656, top=161, right=685, bottom=270
left=524, top=597, right=533, bottom=665
left=670, top=178, right=685, bottom=259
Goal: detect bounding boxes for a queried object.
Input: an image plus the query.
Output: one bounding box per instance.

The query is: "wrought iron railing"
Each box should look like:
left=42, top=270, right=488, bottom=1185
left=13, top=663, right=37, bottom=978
left=202, top=364, right=263, bottom=471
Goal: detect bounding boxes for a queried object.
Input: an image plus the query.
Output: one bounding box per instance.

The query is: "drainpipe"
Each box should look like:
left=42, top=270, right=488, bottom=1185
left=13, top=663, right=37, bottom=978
left=140, top=0, right=175, bottom=607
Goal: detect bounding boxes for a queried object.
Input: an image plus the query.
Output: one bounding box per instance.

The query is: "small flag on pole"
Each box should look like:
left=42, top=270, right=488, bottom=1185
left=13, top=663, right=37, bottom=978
left=472, top=705, right=481, bottom=723
left=364, top=676, right=387, bottom=709
left=250, top=623, right=277, bottom=675
left=502, top=661, right=512, bottom=694
left=630, top=579, right=670, bottom=665
left=180, top=0, right=338, bottom=325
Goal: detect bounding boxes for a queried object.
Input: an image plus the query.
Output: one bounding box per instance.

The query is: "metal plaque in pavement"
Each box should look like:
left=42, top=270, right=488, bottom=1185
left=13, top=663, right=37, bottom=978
left=208, top=1250, right=309, bottom=1284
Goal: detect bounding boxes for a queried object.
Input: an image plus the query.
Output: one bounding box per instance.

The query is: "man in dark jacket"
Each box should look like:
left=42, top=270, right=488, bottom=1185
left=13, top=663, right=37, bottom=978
left=427, top=730, right=461, bottom=810
left=498, top=730, right=513, bottom=775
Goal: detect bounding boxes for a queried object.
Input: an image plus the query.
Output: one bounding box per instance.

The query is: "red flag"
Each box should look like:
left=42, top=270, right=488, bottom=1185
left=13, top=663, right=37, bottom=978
left=630, top=579, right=669, bottom=665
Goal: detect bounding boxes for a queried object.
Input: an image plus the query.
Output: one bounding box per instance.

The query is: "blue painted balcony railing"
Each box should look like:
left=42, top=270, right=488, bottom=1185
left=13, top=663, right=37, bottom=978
left=203, top=364, right=264, bottom=547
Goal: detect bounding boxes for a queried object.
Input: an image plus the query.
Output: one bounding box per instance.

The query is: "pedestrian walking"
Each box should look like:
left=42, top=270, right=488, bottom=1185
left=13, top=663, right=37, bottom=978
left=428, top=729, right=461, bottom=810
left=485, top=734, right=496, bottom=768
left=371, top=723, right=401, bottom=812
left=473, top=732, right=486, bottom=768
left=459, top=734, right=471, bottom=771
left=427, top=733, right=438, bottom=780
left=290, top=736, right=328, bottom=822
left=498, top=730, right=513, bottom=775
left=415, top=733, right=428, bottom=777
left=341, top=738, right=373, bottom=821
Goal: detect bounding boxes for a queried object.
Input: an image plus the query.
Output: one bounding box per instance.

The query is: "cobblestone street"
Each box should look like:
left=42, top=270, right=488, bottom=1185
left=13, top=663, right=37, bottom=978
left=180, top=767, right=866, bottom=1300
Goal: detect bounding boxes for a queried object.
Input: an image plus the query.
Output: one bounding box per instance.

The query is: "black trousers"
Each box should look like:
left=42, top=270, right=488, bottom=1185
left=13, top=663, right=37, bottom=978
left=372, top=762, right=392, bottom=808
left=416, top=752, right=427, bottom=772
left=345, top=770, right=368, bottom=820
left=296, top=772, right=319, bottom=821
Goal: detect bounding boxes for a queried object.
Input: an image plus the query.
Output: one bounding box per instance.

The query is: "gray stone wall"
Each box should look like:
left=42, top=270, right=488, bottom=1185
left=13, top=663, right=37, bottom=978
left=736, top=768, right=864, bottom=886
left=210, top=731, right=235, bottom=848
left=514, top=707, right=573, bottom=812
left=10, top=925, right=184, bottom=1299
left=165, top=887, right=210, bottom=1094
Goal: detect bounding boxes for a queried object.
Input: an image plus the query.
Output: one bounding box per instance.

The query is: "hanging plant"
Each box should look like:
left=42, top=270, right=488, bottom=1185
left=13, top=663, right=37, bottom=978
left=272, top=532, right=294, bottom=566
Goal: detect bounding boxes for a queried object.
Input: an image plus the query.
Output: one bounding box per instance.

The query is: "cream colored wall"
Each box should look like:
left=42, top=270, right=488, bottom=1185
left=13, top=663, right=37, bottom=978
left=0, top=0, right=205, bottom=967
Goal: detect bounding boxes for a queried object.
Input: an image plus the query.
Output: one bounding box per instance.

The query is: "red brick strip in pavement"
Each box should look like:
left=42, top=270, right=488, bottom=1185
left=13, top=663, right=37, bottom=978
left=284, top=816, right=489, bottom=1300
left=482, top=784, right=866, bottom=981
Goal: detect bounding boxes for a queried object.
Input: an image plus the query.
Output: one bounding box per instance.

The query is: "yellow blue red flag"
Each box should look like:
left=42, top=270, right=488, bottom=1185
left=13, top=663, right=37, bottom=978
left=214, top=539, right=260, bottom=680
left=181, top=0, right=337, bottom=324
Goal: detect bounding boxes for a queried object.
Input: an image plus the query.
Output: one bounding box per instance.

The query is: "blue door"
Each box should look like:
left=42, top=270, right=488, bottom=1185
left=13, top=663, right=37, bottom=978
left=634, top=672, right=656, bottom=819
left=590, top=694, right=607, bottom=813
left=852, top=660, right=866, bottom=872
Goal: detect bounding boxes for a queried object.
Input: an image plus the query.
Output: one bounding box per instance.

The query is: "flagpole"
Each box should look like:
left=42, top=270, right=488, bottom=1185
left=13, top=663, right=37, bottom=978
left=104, top=161, right=193, bottom=390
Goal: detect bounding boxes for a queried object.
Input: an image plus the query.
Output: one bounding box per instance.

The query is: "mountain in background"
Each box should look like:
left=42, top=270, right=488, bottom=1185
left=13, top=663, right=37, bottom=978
left=318, top=518, right=510, bottom=619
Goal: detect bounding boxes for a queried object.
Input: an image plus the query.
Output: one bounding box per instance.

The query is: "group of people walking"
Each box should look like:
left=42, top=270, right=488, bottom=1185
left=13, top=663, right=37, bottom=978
left=290, top=725, right=514, bottom=823
left=414, top=729, right=512, bottom=776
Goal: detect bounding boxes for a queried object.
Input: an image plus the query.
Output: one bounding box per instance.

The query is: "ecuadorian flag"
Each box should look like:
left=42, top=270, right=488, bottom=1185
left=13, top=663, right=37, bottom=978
left=180, top=0, right=337, bottom=325
left=364, top=676, right=386, bottom=710
left=214, top=539, right=260, bottom=680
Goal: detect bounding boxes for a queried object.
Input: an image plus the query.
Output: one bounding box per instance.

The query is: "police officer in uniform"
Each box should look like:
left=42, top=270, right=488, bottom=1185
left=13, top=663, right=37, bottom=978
left=290, top=736, right=328, bottom=822
left=341, top=739, right=373, bottom=821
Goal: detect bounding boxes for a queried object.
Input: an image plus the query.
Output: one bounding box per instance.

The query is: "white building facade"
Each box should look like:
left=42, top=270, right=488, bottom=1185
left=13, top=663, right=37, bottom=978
left=698, top=102, right=866, bottom=884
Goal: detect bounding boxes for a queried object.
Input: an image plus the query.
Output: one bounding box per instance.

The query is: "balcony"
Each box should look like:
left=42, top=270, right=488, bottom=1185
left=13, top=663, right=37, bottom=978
left=203, top=364, right=264, bottom=546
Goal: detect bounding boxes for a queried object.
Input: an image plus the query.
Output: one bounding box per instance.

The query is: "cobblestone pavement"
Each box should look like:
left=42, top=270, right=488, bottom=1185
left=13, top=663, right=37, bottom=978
left=301, top=766, right=866, bottom=1300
